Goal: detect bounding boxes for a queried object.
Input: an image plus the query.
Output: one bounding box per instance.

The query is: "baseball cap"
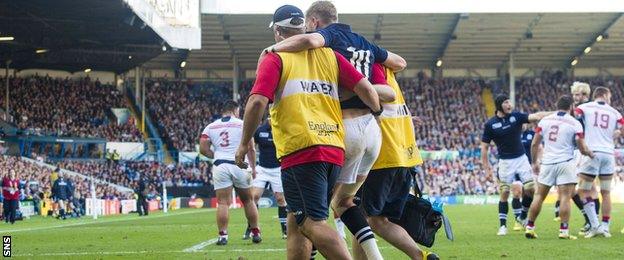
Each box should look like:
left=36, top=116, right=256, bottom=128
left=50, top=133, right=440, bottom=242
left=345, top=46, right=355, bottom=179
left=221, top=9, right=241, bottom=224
left=269, top=5, right=305, bottom=29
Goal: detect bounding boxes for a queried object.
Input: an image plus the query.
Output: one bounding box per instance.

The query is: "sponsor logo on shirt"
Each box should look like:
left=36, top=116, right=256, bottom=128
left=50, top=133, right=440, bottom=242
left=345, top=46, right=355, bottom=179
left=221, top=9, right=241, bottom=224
left=510, top=116, right=516, bottom=123
left=308, top=121, right=339, bottom=137
left=492, top=122, right=502, bottom=129
left=281, top=80, right=339, bottom=100
left=299, top=80, right=335, bottom=96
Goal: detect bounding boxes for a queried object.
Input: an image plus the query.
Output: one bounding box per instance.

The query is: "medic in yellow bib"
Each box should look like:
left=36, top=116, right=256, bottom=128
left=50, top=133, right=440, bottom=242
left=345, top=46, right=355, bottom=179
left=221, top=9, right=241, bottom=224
left=234, top=5, right=382, bottom=260
left=358, top=63, right=439, bottom=260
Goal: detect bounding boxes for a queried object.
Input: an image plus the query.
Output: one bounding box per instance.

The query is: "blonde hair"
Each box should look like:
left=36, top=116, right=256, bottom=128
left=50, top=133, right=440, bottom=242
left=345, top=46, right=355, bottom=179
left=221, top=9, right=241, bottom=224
left=570, top=81, right=590, bottom=96
left=306, top=1, right=338, bottom=25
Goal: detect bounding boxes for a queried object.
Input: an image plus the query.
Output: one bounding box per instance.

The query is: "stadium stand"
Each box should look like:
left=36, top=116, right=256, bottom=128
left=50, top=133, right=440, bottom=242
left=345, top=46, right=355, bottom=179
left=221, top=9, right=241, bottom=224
left=56, top=161, right=212, bottom=188
left=145, top=79, right=235, bottom=152
left=0, top=76, right=142, bottom=142
left=2, top=74, right=623, bottom=204
left=0, top=155, right=133, bottom=216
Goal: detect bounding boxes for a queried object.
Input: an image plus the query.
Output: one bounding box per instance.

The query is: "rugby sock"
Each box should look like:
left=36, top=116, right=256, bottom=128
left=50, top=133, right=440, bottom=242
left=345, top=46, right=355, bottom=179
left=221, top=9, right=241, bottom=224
left=560, top=222, right=569, bottom=235
left=554, top=200, right=560, bottom=218
left=59, top=209, right=66, bottom=218
left=219, top=230, right=228, bottom=239
left=602, top=216, right=610, bottom=225
left=278, top=206, right=287, bottom=234
left=310, top=246, right=318, bottom=259
left=583, top=198, right=600, bottom=228
left=594, top=198, right=600, bottom=215
left=527, top=220, right=535, bottom=229
left=520, top=194, right=532, bottom=220
left=512, top=198, right=522, bottom=219
left=572, top=194, right=589, bottom=223
left=250, top=227, right=261, bottom=237
left=341, top=206, right=383, bottom=260
left=560, top=222, right=568, bottom=230
left=498, top=201, right=508, bottom=227
left=572, top=194, right=584, bottom=210
left=334, top=217, right=347, bottom=240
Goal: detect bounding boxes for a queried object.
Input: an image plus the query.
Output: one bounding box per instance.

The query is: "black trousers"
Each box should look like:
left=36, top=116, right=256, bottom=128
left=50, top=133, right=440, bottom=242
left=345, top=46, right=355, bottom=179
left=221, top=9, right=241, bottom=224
left=3, top=200, right=18, bottom=224
left=137, top=196, right=149, bottom=215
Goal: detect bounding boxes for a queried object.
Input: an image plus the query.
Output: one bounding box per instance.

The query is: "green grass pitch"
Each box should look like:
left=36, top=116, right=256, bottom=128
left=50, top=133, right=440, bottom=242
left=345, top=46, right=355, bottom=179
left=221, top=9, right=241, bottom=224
left=2, top=204, right=623, bottom=259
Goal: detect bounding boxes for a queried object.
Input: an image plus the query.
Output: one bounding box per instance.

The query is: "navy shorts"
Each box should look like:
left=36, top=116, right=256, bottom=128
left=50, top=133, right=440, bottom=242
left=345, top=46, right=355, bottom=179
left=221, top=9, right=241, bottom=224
left=360, top=167, right=412, bottom=219
left=281, top=162, right=341, bottom=225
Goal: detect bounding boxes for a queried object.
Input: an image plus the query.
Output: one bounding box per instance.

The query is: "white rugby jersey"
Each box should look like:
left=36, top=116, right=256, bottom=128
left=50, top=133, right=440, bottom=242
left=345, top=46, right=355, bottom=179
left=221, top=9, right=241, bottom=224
left=200, top=116, right=244, bottom=161
left=576, top=101, right=624, bottom=154
left=537, top=112, right=584, bottom=164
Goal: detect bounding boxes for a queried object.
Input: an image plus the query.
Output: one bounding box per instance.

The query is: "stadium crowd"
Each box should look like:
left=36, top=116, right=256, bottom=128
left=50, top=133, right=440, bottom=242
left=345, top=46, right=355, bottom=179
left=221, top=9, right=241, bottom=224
left=56, top=160, right=212, bottom=189
left=0, top=155, right=133, bottom=217
left=3, top=74, right=624, bottom=199
left=0, top=75, right=142, bottom=142
left=145, top=79, right=236, bottom=152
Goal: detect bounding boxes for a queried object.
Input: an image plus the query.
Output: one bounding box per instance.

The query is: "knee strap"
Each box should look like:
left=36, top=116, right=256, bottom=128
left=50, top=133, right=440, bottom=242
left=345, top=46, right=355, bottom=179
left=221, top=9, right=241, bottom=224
left=578, top=180, right=594, bottom=191
left=522, top=181, right=535, bottom=191
left=600, top=179, right=612, bottom=191
left=499, top=183, right=511, bottom=194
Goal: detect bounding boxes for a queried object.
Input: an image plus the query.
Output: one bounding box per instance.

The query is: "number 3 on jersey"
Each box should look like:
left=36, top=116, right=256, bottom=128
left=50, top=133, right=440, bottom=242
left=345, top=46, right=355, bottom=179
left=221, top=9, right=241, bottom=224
left=548, top=125, right=559, bottom=142
left=219, top=131, right=230, bottom=147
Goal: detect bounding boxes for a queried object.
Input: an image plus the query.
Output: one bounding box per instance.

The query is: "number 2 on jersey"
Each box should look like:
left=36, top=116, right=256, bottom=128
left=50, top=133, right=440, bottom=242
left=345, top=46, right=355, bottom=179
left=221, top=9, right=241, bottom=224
left=548, top=125, right=559, bottom=142
left=219, top=131, right=230, bottom=147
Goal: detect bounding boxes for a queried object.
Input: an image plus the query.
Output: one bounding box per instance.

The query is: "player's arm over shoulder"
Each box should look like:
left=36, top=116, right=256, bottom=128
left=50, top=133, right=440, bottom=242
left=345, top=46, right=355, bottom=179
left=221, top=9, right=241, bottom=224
left=383, top=51, right=407, bottom=72
left=370, top=63, right=395, bottom=102
left=271, top=32, right=325, bottom=53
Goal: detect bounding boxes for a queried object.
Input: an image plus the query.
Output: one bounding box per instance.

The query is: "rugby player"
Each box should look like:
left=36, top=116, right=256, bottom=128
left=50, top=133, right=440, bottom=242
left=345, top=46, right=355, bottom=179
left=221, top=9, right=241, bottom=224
left=235, top=4, right=383, bottom=259
left=249, top=116, right=288, bottom=239
left=481, top=94, right=551, bottom=235
left=511, top=124, right=535, bottom=231
left=258, top=2, right=403, bottom=258
left=354, top=63, right=438, bottom=260
left=574, top=87, right=624, bottom=238
left=51, top=173, right=73, bottom=220
left=524, top=95, right=594, bottom=240
left=567, top=82, right=600, bottom=235
left=199, top=101, right=261, bottom=245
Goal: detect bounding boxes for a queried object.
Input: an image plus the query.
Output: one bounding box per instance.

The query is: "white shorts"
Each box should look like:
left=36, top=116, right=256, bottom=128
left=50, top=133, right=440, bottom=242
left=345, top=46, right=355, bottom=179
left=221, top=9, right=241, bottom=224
left=497, top=155, right=533, bottom=185
left=538, top=160, right=577, bottom=186
left=252, top=166, right=283, bottom=193
left=337, top=114, right=382, bottom=184
left=579, top=152, right=615, bottom=176
left=212, top=163, right=252, bottom=190
left=573, top=150, right=585, bottom=167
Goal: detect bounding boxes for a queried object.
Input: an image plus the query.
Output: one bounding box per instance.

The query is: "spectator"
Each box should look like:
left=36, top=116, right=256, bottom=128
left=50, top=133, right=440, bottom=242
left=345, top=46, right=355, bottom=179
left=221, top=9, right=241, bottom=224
left=2, top=169, right=20, bottom=224
left=0, top=75, right=142, bottom=142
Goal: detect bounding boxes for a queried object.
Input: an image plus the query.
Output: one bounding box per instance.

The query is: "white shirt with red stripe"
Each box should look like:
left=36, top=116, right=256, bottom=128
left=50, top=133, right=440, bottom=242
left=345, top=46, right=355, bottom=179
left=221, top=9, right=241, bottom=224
left=200, top=116, right=244, bottom=161
left=536, top=112, right=584, bottom=164
left=575, top=101, right=624, bottom=154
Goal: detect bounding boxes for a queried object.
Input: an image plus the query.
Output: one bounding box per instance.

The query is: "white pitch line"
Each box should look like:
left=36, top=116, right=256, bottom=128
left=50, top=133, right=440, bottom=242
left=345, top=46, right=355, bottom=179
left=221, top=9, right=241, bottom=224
left=1, top=209, right=215, bottom=233
left=182, top=238, right=219, bottom=252
left=201, top=245, right=394, bottom=253
left=14, top=246, right=395, bottom=257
